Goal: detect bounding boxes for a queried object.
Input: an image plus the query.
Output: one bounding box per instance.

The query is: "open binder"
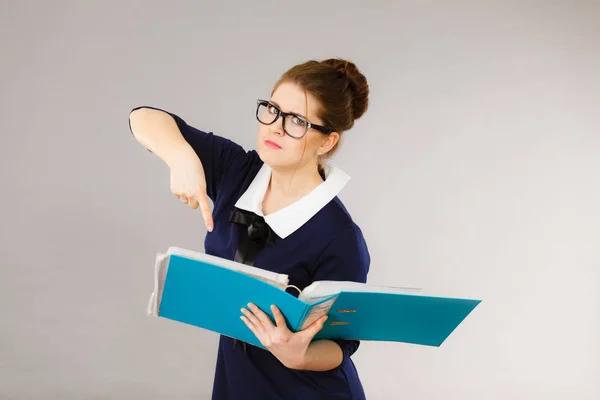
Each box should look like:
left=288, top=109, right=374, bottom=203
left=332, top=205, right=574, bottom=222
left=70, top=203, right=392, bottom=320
left=147, top=247, right=481, bottom=349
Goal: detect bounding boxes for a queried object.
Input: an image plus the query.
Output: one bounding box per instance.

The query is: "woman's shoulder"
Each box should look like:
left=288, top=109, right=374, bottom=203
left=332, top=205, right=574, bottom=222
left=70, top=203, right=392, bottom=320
left=309, top=196, right=368, bottom=248
left=302, top=197, right=370, bottom=281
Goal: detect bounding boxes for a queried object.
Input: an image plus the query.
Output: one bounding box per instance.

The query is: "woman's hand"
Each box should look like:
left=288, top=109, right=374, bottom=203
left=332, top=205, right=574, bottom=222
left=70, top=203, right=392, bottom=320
left=129, top=107, right=213, bottom=231
left=169, top=148, right=214, bottom=231
left=241, top=303, right=328, bottom=370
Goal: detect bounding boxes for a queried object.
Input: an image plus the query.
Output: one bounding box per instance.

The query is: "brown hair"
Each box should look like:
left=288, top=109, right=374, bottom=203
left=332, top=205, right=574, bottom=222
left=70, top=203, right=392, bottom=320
left=271, top=58, right=369, bottom=178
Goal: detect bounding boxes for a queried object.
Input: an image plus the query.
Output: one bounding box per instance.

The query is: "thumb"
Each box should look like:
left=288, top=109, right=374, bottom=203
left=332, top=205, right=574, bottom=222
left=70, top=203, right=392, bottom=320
left=302, top=316, right=328, bottom=339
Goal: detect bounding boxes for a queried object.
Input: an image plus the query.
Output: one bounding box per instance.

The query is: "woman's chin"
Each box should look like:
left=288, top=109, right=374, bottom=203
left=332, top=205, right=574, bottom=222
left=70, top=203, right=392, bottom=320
left=258, top=149, right=286, bottom=168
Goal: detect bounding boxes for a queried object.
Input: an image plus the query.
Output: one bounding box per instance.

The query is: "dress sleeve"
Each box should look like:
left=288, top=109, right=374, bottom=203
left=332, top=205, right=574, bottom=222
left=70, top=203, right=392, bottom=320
left=311, top=225, right=371, bottom=361
left=129, top=105, right=248, bottom=202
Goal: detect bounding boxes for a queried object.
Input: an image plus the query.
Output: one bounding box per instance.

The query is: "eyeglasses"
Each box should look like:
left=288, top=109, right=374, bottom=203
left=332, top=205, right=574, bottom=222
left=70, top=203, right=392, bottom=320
left=255, top=99, right=332, bottom=139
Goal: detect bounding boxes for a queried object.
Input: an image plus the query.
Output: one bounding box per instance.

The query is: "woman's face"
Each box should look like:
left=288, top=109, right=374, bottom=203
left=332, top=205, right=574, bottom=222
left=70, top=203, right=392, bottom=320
left=256, top=81, right=338, bottom=172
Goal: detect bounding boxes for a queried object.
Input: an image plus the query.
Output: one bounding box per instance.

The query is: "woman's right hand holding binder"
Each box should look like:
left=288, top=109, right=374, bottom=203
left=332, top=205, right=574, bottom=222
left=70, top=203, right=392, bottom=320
left=169, top=148, right=214, bottom=232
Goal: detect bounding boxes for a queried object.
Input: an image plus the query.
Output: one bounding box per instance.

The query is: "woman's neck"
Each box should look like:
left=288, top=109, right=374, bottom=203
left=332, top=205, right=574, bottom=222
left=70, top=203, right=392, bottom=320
left=262, top=163, right=324, bottom=215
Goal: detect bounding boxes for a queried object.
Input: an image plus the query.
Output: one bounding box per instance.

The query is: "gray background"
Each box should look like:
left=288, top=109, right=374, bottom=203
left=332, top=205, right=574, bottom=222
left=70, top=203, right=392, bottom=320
left=1, top=1, right=599, bottom=399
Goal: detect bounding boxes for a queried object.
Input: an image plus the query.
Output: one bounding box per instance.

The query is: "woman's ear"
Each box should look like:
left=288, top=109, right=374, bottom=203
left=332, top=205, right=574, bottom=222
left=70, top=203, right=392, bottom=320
left=319, top=132, right=340, bottom=156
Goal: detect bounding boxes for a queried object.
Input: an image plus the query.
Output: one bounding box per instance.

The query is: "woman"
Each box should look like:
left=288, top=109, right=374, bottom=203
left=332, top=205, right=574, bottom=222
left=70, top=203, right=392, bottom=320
left=129, top=58, right=371, bottom=400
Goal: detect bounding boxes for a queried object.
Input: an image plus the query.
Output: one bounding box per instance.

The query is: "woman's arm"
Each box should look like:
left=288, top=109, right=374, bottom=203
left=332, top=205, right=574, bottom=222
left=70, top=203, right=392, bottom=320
left=307, top=226, right=370, bottom=365
left=129, top=107, right=195, bottom=168
left=297, top=340, right=343, bottom=371
left=128, top=106, right=249, bottom=206
left=128, top=106, right=214, bottom=230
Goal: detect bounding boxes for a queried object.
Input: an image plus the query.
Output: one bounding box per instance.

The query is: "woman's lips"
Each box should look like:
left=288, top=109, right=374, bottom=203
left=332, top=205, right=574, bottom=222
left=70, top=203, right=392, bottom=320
left=265, top=140, right=282, bottom=149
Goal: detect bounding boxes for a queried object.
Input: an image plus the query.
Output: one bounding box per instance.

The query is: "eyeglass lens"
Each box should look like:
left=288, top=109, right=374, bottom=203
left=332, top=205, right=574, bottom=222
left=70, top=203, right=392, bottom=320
left=257, top=102, right=308, bottom=138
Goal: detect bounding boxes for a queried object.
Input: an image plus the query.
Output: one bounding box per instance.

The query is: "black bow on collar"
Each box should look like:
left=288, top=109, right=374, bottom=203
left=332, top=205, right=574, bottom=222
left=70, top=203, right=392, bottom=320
left=229, top=208, right=276, bottom=266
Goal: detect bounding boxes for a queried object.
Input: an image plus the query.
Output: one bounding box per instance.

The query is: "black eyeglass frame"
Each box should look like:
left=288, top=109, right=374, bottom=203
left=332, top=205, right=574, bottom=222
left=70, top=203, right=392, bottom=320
left=255, top=99, right=332, bottom=139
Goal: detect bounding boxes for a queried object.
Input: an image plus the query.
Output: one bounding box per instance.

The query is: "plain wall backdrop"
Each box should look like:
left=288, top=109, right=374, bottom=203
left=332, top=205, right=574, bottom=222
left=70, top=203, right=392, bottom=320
left=1, top=1, right=599, bottom=399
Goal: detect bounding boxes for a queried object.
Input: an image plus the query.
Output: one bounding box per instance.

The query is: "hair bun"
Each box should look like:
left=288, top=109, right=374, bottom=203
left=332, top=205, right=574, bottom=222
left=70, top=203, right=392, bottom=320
left=322, top=58, right=369, bottom=120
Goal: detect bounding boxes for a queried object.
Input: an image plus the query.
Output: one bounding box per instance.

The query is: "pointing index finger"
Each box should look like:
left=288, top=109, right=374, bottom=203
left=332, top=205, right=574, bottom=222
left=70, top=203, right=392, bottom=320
left=197, top=192, right=214, bottom=231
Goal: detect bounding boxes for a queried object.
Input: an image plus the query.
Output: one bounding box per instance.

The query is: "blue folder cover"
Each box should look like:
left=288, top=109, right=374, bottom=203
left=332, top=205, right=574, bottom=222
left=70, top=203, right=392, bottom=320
left=151, top=250, right=481, bottom=349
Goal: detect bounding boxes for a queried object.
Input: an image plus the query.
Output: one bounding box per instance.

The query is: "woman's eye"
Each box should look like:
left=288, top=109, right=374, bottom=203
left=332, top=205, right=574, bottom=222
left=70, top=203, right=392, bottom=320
left=268, top=106, right=278, bottom=114
left=292, top=116, right=306, bottom=126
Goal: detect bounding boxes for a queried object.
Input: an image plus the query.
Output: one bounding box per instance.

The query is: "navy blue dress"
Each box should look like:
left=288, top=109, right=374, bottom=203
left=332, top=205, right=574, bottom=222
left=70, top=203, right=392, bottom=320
left=131, top=107, right=370, bottom=400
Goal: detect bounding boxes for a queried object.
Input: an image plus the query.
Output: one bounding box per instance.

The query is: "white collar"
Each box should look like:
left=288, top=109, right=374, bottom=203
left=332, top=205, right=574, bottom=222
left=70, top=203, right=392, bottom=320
left=234, top=163, right=350, bottom=239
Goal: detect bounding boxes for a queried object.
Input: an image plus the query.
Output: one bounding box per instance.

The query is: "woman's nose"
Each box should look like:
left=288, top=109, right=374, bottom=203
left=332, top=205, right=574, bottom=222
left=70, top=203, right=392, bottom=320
left=270, top=116, right=285, bottom=136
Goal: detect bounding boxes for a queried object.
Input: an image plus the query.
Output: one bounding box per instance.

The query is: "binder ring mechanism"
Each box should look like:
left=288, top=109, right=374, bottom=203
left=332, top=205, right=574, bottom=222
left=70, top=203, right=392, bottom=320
left=284, top=284, right=357, bottom=326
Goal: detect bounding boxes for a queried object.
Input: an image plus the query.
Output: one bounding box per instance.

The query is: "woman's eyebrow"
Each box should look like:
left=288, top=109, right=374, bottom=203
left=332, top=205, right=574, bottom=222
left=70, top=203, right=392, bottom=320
left=269, top=100, right=307, bottom=119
